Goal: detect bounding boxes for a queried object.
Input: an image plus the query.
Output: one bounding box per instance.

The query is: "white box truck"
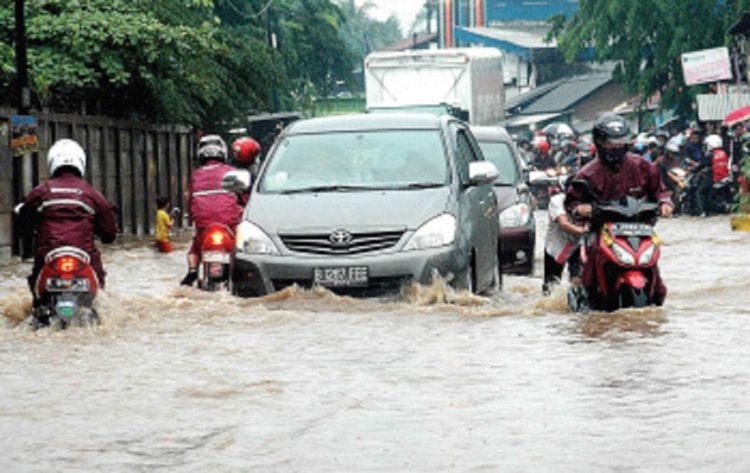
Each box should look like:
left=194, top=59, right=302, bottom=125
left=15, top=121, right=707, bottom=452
left=364, top=48, right=505, bottom=125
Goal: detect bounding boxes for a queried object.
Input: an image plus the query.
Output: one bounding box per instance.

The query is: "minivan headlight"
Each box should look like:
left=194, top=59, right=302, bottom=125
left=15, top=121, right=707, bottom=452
left=236, top=221, right=280, bottom=255
left=403, top=214, right=457, bottom=251
left=499, top=203, right=530, bottom=228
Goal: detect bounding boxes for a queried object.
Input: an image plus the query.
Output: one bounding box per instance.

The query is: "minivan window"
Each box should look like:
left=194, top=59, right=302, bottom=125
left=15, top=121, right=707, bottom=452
left=455, top=129, right=477, bottom=185
left=260, top=130, right=449, bottom=193
left=476, top=141, right=519, bottom=185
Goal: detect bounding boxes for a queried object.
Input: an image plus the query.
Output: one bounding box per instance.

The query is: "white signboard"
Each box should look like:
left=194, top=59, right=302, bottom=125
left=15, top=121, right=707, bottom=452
left=681, top=47, right=733, bottom=86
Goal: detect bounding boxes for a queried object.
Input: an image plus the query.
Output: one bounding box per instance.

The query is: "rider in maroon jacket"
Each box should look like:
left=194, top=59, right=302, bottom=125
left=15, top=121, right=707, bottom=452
left=181, top=135, right=248, bottom=286
left=566, top=113, right=674, bottom=305
left=19, top=139, right=118, bottom=295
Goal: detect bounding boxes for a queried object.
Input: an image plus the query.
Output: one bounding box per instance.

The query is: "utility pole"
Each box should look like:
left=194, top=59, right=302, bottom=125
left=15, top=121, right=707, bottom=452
left=15, top=0, right=30, bottom=114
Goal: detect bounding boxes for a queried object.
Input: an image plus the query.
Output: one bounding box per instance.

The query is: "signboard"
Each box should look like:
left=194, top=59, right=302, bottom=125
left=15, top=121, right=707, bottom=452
left=10, top=115, right=39, bottom=157
left=681, top=47, right=733, bottom=86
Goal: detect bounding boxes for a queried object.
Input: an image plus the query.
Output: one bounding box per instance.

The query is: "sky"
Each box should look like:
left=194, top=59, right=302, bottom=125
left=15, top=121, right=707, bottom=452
left=361, top=0, right=426, bottom=34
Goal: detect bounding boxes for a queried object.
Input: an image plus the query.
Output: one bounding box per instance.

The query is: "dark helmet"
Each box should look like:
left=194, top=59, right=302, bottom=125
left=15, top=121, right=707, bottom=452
left=592, top=113, right=631, bottom=166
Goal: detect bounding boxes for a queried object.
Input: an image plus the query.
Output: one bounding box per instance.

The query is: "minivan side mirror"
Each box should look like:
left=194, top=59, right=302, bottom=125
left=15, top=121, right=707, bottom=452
left=468, top=161, right=499, bottom=186
left=221, top=169, right=252, bottom=193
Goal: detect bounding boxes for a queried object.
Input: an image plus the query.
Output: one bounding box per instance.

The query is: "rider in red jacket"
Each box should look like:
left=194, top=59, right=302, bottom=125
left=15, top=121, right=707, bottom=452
left=566, top=113, right=673, bottom=305
left=19, top=139, right=118, bottom=295
left=181, top=135, right=249, bottom=286
left=705, top=134, right=730, bottom=184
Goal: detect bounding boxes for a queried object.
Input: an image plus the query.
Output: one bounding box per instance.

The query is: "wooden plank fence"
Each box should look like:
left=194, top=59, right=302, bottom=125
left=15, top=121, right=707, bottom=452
left=0, top=108, right=195, bottom=261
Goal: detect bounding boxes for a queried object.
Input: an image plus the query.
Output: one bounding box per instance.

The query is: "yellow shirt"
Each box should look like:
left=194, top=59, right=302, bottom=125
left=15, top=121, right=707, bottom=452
left=155, top=209, right=173, bottom=242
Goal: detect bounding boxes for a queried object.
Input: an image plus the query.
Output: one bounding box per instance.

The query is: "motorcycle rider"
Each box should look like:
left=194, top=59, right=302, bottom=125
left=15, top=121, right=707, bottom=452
left=705, top=134, right=731, bottom=214
left=181, top=135, right=249, bottom=286
left=566, top=113, right=673, bottom=306
left=532, top=139, right=556, bottom=170
left=18, top=139, right=118, bottom=298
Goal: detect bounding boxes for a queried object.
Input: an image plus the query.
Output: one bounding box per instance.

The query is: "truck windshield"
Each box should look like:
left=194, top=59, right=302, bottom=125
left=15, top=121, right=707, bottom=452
left=260, top=130, right=449, bottom=194
left=476, top=141, right=519, bottom=185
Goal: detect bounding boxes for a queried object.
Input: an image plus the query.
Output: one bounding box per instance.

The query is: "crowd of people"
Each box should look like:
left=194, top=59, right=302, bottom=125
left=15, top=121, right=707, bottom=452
left=516, top=120, right=749, bottom=218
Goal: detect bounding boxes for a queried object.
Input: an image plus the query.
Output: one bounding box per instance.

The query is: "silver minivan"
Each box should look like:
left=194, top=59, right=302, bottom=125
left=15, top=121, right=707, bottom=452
left=225, top=113, right=500, bottom=297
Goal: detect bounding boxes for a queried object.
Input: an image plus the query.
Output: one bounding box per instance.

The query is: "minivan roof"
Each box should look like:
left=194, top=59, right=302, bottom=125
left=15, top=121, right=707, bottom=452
left=287, top=113, right=447, bottom=135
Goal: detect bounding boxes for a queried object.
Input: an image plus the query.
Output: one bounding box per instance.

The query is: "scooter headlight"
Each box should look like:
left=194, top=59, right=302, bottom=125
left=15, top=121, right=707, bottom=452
left=235, top=221, right=280, bottom=255
left=611, top=243, right=635, bottom=266
left=638, top=243, right=657, bottom=266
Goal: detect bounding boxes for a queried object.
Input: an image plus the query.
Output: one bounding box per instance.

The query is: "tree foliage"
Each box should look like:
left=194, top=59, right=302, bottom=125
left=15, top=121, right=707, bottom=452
left=0, top=0, right=353, bottom=126
left=337, top=0, right=402, bottom=67
left=548, top=0, right=750, bottom=116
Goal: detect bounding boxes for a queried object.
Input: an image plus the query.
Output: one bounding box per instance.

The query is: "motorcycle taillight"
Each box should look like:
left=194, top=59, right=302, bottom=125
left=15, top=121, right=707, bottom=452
left=210, top=230, right=225, bottom=246
left=55, top=256, right=81, bottom=274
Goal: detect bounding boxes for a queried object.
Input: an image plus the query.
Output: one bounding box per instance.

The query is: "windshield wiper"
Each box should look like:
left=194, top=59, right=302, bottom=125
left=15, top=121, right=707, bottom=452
left=387, top=182, right=445, bottom=190
left=278, top=185, right=382, bottom=195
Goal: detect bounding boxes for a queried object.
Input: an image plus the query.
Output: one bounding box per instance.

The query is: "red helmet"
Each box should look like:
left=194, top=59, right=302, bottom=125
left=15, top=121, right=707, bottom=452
left=535, top=140, right=550, bottom=154
left=231, top=137, right=261, bottom=166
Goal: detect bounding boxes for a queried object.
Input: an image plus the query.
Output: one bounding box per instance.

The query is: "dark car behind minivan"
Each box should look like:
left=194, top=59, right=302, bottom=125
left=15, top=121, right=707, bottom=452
left=472, top=126, right=536, bottom=275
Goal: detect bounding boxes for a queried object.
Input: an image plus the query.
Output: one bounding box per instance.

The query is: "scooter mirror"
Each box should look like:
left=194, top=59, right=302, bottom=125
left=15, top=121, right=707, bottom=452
left=221, top=170, right=251, bottom=193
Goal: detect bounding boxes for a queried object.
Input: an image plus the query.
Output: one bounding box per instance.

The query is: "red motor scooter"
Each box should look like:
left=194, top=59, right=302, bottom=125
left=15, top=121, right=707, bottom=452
left=583, top=196, right=662, bottom=311
left=33, top=246, right=100, bottom=328
left=198, top=223, right=235, bottom=291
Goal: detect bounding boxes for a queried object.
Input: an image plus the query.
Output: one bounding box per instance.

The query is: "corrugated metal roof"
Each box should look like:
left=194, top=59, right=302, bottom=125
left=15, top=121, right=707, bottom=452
left=697, top=94, right=750, bottom=121
left=505, top=81, right=561, bottom=111
left=519, top=74, right=612, bottom=115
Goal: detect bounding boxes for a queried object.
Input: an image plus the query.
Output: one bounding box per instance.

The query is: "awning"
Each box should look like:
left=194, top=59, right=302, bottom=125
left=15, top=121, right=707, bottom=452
left=697, top=94, right=750, bottom=122
left=505, top=112, right=564, bottom=128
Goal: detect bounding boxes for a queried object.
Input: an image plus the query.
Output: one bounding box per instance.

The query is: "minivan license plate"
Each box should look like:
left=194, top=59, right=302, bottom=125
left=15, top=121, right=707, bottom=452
left=313, top=267, right=369, bottom=287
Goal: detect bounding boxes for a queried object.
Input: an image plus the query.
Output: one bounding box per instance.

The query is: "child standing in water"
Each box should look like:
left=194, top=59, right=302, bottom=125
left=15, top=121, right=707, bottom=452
left=155, top=196, right=177, bottom=253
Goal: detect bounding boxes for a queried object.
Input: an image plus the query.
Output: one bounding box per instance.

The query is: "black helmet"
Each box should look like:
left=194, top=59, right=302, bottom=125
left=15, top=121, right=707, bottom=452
left=592, top=113, right=631, bottom=166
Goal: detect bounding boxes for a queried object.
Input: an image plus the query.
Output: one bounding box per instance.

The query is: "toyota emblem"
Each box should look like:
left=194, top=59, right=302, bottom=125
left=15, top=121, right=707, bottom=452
left=329, top=229, right=353, bottom=247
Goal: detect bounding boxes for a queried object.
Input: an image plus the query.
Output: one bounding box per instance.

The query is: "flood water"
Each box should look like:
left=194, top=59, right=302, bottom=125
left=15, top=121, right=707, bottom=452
left=1, top=214, right=749, bottom=471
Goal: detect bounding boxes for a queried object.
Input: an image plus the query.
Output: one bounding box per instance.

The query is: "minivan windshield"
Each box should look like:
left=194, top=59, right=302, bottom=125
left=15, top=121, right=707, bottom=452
left=476, top=141, right=519, bottom=186
left=260, top=130, right=449, bottom=194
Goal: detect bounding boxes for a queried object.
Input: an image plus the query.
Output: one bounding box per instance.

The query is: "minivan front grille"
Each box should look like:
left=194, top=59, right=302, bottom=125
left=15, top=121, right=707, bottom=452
left=279, top=230, right=404, bottom=255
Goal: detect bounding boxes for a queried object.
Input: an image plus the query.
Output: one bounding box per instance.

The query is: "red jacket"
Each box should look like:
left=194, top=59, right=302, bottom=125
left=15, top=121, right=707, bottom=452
left=21, top=172, right=118, bottom=259
left=711, top=149, right=730, bottom=183
left=188, top=160, right=248, bottom=229
left=566, top=154, right=673, bottom=211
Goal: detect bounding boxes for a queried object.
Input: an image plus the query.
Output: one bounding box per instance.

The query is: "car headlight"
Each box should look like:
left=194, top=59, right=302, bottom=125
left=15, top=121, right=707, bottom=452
left=235, top=221, right=280, bottom=255
left=611, top=243, right=635, bottom=266
left=638, top=243, right=657, bottom=266
left=403, top=214, right=457, bottom=251
left=499, top=203, right=531, bottom=228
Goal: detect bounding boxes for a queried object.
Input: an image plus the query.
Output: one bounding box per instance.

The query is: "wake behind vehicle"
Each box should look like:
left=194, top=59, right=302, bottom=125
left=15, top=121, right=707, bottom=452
left=472, top=126, right=536, bottom=275
left=227, top=113, right=501, bottom=297
left=32, top=246, right=100, bottom=329
left=576, top=193, right=663, bottom=311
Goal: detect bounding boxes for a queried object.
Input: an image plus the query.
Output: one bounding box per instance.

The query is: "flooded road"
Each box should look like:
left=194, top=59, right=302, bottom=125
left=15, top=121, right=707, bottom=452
left=1, top=214, right=749, bottom=471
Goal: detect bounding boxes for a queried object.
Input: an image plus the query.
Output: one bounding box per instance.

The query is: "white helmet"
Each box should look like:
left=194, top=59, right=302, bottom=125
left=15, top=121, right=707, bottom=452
left=47, top=139, right=86, bottom=176
left=704, top=134, right=723, bottom=151
left=197, top=134, right=228, bottom=163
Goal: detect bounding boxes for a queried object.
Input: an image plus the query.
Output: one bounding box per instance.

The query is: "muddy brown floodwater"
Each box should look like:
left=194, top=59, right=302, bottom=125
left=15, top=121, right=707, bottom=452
left=1, top=214, right=749, bottom=472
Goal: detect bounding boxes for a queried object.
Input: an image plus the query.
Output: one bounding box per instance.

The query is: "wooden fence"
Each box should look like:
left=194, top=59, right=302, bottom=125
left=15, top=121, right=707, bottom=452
left=0, top=109, right=195, bottom=261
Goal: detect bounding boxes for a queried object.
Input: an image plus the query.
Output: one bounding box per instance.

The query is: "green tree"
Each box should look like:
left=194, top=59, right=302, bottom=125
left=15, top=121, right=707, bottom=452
left=548, top=0, right=750, bottom=116
left=337, top=0, right=401, bottom=67
left=0, top=0, right=354, bottom=125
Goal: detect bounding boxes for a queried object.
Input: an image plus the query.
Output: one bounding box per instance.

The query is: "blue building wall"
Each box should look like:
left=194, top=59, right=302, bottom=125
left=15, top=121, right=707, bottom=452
left=486, top=0, right=579, bottom=23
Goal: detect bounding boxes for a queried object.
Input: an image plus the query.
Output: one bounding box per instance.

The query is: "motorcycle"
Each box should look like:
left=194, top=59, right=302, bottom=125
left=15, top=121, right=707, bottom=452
left=198, top=223, right=235, bottom=291
left=32, top=246, right=100, bottom=329
left=569, top=181, right=663, bottom=312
